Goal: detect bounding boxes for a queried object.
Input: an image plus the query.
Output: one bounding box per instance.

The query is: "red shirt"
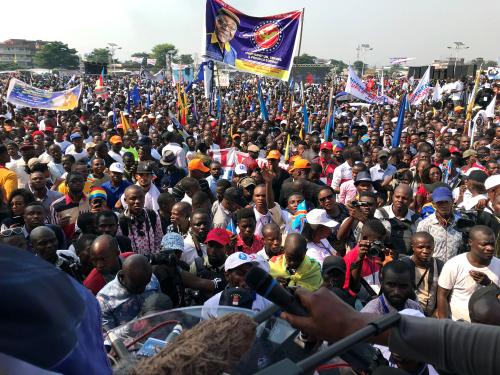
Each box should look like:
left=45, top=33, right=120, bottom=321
left=236, top=234, right=264, bottom=255
left=343, top=245, right=381, bottom=295
left=319, top=157, right=337, bottom=186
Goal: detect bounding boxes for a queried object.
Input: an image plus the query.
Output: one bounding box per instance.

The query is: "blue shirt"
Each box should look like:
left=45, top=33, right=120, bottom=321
left=102, top=180, right=132, bottom=209
left=206, top=33, right=237, bottom=66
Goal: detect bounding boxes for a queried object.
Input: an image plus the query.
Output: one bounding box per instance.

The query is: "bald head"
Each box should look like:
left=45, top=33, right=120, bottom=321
left=121, top=254, right=152, bottom=294
left=30, top=226, right=58, bottom=263
left=469, top=225, right=494, bottom=240
left=394, top=183, right=412, bottom=198
left=124, top=185, right=145, bottom=214
left=30, top=226, right=56, bottom=243
left=284, top=233, right=307, bottom=270
left=124, top=184, right=144, bottom=198
left=262, top=223, right=280, bottom=237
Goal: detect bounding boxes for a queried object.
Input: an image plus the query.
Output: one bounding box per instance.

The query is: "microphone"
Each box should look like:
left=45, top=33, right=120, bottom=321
left=246, top=266, right=308, bottom=317
left=165, top=324, right=183, bottom=345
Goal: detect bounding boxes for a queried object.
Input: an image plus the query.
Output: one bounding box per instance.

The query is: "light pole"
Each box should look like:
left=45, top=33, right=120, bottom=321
left=356, top=44, right=373, bottom=77
left=107, top=43, right=121, bottom=75
left=447, top=41, right=469, bottom=74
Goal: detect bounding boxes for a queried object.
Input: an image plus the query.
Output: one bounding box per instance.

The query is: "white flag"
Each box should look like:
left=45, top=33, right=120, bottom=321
left=486, top=95, right=496, bottom=118
left=345, top=66, right=397, bottom=105
left=409, top=66, right=431, bottom=106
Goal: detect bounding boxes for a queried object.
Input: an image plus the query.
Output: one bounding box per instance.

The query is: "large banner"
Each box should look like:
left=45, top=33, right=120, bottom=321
left=345, top=67, right=397, bottom=105
left=6, top=78, right=82, bottom=111
left=203, top=0, right=302, bottom=81
left=408, top=66, right=431, bottom=106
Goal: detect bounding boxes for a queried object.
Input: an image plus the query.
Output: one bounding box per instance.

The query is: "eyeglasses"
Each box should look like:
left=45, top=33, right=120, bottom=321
left=0, top=227, right=24, bottom=237
left=216, top=18, right=237, bottom=33
left=318, top=194, right=334, bottom=203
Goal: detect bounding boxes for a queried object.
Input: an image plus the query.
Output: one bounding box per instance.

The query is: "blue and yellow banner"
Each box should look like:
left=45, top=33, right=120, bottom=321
left=204, top=0, right=302, bottom=81
left=6, top=78, right=82, bottom=111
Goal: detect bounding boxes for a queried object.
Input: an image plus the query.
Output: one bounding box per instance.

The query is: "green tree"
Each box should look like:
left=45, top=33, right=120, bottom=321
left=389, top=63, right=403, bottom=76
left=33, top=41, right=79, bottom=69
left=132, top=52, right=150, bottom=58
left=0, top=62, right=20, bottom=70
left=293, top=53, right=317, bottom=64
left=177, top=54, right=194, bottom=65
left=86, top=48, right=111, bottom=64
left=485, top=60, right=498, bottom=67
left=151, top=43, right=178, bottom=69
left=330, top=59, right=347, bottom=73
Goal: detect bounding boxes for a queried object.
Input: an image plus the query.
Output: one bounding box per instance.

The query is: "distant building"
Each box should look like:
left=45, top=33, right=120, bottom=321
left=0, top=39, right=49, bottom=68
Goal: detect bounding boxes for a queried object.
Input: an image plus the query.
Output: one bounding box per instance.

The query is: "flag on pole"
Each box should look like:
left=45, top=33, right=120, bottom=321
left=277, top=97, right=283, bottom=114
left=226, top=219, right=237, bottom=236
left=131, top=85, right=140, bottom=106
left=408, top=66, right=431, bottom=106
left=146, top=91, right=151, bottom=109
left=465, top=67, right=482, bottom=137
left=432, top=81, right=442, bottom=102
left=127, top=85, right=131, bottom=113
left=120, top=111, right=131, bottom=134
left=284, top=134, right=291, bottom=161
left=325, top=111, right=334, bottom=142
left=485, top=94, right=496, bottom=118
left=257, top=79, right=269, bottom=121
left=302, top=103, right=309, bottom=135
left=99, top=67, right=104, bottom=87
left=392, top=94, right=407, bottom=148
left=380, top=69, right=384, bottom=96
left=112, top=105, right=117, bottom=127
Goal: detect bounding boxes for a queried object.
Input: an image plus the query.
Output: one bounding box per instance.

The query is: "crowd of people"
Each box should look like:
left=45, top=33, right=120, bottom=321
left=0, top=67, right=499, bottom=374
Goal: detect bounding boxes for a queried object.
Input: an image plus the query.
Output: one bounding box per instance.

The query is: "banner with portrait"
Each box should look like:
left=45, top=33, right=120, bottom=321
left=203, top=0, right=302, bottom=81
left=6, top=78, right=82, bottom=111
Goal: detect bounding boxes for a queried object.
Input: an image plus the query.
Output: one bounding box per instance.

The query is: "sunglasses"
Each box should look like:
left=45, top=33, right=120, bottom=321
left=0, top=227, right=24, bottom=237
left=319, top=194, right=334, bottom=203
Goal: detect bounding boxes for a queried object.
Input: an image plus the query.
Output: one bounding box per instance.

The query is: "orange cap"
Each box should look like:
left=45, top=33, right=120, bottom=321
left=266, top=150, right=281, bottom=160
left=289, top=158, right=311, bottom=171
left=109, top=135, right=123, bottom=144
left=188, top=159, right=210, bottom=173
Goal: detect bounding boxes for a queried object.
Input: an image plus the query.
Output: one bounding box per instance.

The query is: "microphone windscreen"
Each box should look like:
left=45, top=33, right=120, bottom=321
left=246, top=265, right=273, bottom=294
left=130, top=313, right=257, bottom=375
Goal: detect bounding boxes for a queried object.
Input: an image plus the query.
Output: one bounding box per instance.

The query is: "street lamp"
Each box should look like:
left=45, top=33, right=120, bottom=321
left=356, top=44, right=373, bottom=76
left=446, top=41, right=469, bottom=76
left=107, top=43, right=122, bottom=74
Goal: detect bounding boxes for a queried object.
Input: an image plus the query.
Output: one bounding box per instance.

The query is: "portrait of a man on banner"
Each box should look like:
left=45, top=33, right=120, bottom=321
left=206, top=8, right=240, bottom=66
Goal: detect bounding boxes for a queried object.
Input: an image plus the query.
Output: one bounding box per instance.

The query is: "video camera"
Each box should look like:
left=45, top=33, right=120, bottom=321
left=351, top=200, right=369, bottom=208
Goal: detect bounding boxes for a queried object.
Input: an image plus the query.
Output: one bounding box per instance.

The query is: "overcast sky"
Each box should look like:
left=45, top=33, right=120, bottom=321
left=2, top=0, right=498, bottom=66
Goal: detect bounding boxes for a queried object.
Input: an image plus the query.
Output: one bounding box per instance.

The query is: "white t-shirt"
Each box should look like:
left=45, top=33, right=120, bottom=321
left=201, top=290, right=273, bottom=319
left=438, top=253, right=500, bottom=322
left=306, top=239, right=336, bottom=266
left=65, top=148, right=89, bottom=162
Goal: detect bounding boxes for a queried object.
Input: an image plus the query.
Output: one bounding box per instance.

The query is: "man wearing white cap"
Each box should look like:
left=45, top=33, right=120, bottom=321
left=201, top=252, right=272, bottom=319
left=102, top=162, right=132, bottom=209
left=484, top=174, right=500, bottom=214
left=233, top=164, right=247, bottom=187
left=303, top=209, right=338, bottom=265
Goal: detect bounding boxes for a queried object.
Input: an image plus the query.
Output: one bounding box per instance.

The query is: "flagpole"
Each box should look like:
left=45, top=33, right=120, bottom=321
left=297, top=8, right=305, bottom=57
left=325, top=83, right=334, bottom=141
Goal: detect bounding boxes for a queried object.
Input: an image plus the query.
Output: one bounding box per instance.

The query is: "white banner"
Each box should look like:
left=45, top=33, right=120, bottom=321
left=218, top=72, right=230, bottom=87
left=146, top=58, right=157, bottom=65
left=409, top=66, right=431, bottom=106
left=345, top=66, right=396, bottom=105
left=389, top=57, right=416, bottom=65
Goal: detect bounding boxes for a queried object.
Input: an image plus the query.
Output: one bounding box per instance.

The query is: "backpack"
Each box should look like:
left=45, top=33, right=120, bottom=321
left=118, top=209, right=158, bottom=237
left=378, top=207, right=419, bottom=256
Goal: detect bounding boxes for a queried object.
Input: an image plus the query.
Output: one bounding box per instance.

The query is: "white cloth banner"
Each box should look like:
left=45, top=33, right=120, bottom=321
left=432, top=81, right=442, bottom=102
left=409, top=66, right=431, bottom=106
left=345, top=66, right=396, bottom=105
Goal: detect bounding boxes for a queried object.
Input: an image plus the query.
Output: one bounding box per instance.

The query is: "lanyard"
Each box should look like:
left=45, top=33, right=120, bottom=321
left=379, top=295, right=390, bottom=314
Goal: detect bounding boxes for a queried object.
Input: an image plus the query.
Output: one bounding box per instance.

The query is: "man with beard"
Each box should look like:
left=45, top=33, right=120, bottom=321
left=361, top=260, right=422, bottom=314
left=183, top=209, right=211, bottom=266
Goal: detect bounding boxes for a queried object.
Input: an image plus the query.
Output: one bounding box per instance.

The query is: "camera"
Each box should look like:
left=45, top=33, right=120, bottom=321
left=351, top=200, right=369, bottom=208
left=367, top=240, right=385, bottom=258
left=455, top=208, right=478, bottom=233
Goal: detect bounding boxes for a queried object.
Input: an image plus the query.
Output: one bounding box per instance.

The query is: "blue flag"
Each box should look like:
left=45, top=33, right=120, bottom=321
left=249, top=101, right=255, bottom=113
left=392, top=94, right=407, bottom=148
left=127, top=86, right=131, bottom=113
left=131, top=85, right=140, bottom=106
left=291, top=200, right=308, bottom=233
left=146, top=91, right=151, bottom=109
left=257, top=80, right=269, bottom=121
left=289, top=78, right=294, bottom=92
left=112, top=105, right=117, bottom=128
left=277, top=97, right=283, bottom=114
left=325, top=110, right=334, bottom=142
left=226, top=219, right=237, bottom=235
left=302, top=104, right=309, bottom=134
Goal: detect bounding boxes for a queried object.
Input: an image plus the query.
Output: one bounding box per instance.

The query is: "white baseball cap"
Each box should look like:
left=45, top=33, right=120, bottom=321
left=225, top=252, right=259, bottom=272
left=234, top=164, right=248, bottom=176
left=306, top=209, right=339, bottom=228
left=485, top=174, right=500, bottom=191
left=109, top=162, right=124, bottom=174
left=107, top=111, right=114, bottom=117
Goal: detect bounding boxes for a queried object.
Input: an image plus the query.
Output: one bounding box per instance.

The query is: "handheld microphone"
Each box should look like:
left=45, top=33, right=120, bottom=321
left=165, top=324, right=183, bottom=345
left=246, top=266, right=308, bottom=317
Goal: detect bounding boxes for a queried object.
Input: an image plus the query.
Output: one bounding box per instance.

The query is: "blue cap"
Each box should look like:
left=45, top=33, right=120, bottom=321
left=432, top=187, right=453, bottom=202
left=70, top=132, right=82, bottom=141
left=160, top=232, right=184, bottom=252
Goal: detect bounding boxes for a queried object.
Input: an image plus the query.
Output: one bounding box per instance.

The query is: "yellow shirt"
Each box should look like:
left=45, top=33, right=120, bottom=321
left=0, top=166, right=18, bottom=202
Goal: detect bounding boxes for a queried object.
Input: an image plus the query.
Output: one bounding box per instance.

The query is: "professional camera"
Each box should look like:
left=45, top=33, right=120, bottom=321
left=148, top=251, right=179, bottom=267
left=455, top=208, right=478, bottom=233
left=367, top=240, right=385, bottom=258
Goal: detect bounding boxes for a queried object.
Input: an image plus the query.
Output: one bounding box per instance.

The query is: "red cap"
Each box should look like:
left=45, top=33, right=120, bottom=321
left=320, top=142, right=333, bottom=151
left=204, top=228, right=231, bottom=246
left=32, top=130, right=44, bottom=138
left=44, top=127, right=54, bottom=133
left=449, top=146, right=461, bottom=155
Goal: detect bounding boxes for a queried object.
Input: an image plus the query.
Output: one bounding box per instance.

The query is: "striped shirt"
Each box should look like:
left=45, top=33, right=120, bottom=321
left=50, top=194, right=90, bottom=240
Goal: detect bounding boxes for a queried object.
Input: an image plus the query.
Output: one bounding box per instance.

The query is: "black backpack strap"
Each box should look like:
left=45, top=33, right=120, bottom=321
left=377, top=207, right=390, bottom=219
left=145, top=209, right=158, bottom=232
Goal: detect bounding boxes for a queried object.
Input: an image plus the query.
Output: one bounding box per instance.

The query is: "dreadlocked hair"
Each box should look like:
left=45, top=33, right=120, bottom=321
left=129, top=313, right=256, bottom=375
